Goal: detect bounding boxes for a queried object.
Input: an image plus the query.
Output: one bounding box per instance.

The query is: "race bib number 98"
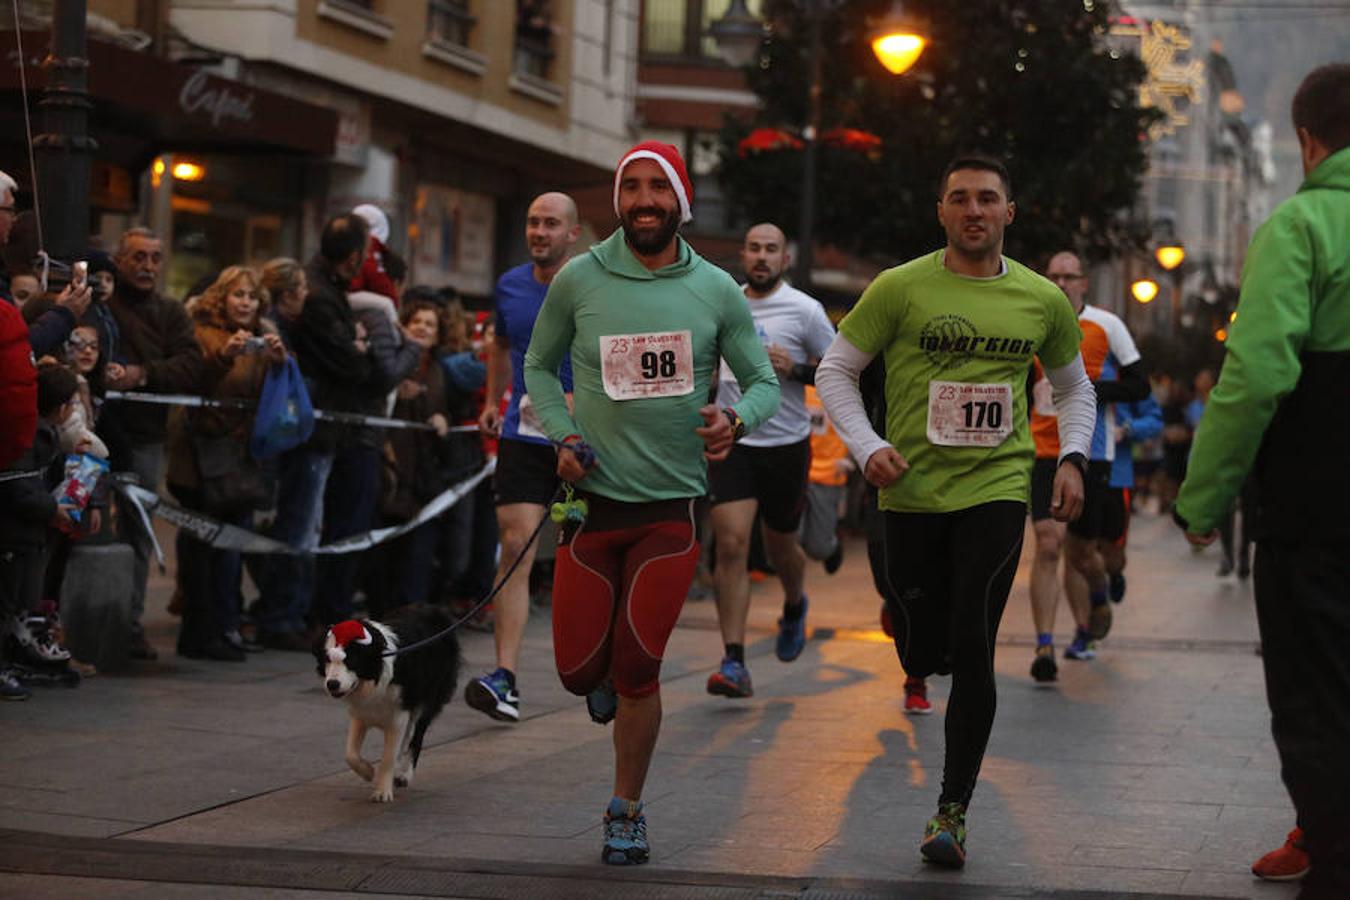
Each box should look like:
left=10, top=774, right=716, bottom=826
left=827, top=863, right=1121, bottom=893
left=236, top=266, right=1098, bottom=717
left=600, top=331, right=695, bottom=401
left=927, top=380, right=1014, bottom=447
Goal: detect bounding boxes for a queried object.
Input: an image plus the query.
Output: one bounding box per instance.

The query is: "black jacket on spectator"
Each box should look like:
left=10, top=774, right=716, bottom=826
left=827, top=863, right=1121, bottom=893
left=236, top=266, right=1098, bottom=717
left=107, top=283, right=204, bottom=445
left=295, top=256, right=373, bottom=452
left=0, top=421, right=61, bottom=552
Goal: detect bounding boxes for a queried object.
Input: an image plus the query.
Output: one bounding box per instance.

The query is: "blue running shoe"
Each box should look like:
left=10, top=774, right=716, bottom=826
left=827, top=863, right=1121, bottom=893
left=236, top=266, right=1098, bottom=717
left=602, top=797, right=649, bottom=865
left=706, top=657, right=753, bottom=698
left=586, top=680, right=617, bottom=725
left=776, top=595, right=809, bottom=662
left=920, top=802, right=967, bottom=868
left=464, top=668, right=520, bottom=722
left=1064, top=633, right=1097, bottom=660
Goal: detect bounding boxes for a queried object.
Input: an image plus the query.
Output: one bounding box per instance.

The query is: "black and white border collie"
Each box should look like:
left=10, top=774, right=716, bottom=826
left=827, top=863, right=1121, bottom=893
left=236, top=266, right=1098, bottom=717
left=314, top=606, right=461, bottom=802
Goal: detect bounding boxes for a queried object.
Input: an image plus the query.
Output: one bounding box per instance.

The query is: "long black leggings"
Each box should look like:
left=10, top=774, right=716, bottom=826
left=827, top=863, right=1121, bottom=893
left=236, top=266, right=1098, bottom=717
left=882, top=501, right=1025, bottom=808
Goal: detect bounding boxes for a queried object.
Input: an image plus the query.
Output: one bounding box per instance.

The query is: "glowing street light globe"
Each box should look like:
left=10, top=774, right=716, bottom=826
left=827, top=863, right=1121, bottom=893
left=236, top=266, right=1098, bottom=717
left=1155, top=244, right=1185, bottom=271
left=1131, top=279, right=1159, bottom=304
left=871, top=2, right=928, bottom=75
left=872, top=33, right=926, bottom=74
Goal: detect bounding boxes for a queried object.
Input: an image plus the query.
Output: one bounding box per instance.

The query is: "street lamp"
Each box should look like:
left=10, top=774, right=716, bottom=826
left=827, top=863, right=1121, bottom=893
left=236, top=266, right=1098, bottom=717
left=709, top=0, right=927, bottom=290
left=1155, top=243, right=1185, bottom=271
left=871, top=1, right=928, bottom=75
left=34, top=0, right=94, bottom=266
left=1131, top=278, right=1159, bottom=304
left=704, top=0, right=762, bottom=68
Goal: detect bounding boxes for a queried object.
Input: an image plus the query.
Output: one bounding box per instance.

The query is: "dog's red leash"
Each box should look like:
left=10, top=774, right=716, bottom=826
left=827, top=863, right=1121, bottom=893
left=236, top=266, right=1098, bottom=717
left=382, top=484, right=565, bottom=658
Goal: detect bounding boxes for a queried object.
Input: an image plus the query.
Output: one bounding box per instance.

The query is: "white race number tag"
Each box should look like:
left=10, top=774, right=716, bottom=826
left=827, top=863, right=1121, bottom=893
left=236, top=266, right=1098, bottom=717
left=600, top=331, right=695, bottom=401
left=516, top=394, right=546, bottom=439
left=927, top=381, right=1014, bottom=447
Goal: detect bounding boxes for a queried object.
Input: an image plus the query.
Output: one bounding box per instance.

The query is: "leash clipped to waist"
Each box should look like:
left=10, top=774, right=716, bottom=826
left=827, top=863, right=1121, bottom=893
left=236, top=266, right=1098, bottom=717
left=383, top=439, right=598, bottom=659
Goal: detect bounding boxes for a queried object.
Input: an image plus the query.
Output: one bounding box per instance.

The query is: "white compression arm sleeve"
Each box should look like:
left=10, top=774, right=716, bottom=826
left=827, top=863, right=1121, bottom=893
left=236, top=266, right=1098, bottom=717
left=815, top=333, right=891, bottom=469
left=1045, top=355, right=1096, bottom=460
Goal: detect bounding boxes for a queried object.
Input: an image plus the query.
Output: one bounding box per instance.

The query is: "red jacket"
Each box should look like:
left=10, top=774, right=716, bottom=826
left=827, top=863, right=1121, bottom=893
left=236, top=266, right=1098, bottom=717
left=349, top=237, right=399, bottom=304
left=0, top=299, right=36, bottom=468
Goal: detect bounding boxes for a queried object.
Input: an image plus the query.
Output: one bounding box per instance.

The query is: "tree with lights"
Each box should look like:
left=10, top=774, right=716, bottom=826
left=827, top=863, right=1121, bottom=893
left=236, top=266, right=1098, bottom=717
left=717, top=0, right=1162, bottom=268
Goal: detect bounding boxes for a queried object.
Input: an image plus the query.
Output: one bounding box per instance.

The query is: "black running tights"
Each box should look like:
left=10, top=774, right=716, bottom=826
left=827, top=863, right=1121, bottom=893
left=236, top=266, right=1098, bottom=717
left=882, top=501, right=1025, bottom=808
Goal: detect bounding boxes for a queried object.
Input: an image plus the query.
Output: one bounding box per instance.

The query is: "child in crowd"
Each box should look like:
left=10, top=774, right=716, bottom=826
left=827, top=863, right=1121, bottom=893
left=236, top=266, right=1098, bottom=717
left=0, top=363, right=82, bottom=700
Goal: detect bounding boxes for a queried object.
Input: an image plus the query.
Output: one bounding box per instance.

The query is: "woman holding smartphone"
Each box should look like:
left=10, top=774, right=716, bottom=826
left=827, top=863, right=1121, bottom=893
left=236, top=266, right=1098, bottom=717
left=166, top=266, right=285, bottom=661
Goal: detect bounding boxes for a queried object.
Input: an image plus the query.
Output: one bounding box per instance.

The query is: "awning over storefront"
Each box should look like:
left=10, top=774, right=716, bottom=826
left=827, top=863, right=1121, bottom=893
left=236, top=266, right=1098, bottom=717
left=1, top=32, right=338, bottom=167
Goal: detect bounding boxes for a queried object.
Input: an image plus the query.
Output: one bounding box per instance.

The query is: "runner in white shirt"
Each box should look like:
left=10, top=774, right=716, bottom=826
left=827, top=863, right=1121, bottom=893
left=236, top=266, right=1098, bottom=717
left=706, top=223, right=837, bottom=699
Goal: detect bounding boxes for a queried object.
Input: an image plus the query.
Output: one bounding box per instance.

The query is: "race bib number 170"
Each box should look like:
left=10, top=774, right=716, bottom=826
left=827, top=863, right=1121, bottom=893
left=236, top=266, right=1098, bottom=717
left=600, top=330, right=695, bottom=401
left=927, top=380, right=1014, bottom=447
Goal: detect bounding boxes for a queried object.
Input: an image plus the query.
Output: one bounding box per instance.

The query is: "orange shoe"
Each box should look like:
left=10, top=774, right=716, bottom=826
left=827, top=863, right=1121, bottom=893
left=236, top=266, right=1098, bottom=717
left=1251, top=827, right=1310, bottom=881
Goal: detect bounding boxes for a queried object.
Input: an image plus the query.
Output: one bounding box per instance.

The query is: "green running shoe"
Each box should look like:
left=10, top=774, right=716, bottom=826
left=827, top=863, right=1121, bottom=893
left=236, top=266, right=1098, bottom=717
left=920, top=801, right=967, bottom=868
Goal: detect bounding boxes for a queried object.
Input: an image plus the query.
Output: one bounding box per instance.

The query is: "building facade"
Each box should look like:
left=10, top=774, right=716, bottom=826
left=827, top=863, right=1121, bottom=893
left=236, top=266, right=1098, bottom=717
left=1106, top=1, right=1275, bottom=346
left=4, top=0, right=641, bottom=301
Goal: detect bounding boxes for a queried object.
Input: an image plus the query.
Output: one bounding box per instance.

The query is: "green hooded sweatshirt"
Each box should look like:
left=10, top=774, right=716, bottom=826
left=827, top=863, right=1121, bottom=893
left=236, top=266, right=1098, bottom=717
left=524, top=230, right=780, bottom=503
left=1177, top=146, right=1350, bottom=540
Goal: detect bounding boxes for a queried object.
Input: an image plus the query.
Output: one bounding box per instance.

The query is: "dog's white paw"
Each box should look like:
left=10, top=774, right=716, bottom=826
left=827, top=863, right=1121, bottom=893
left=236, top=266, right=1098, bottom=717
left=370, top=783, right=395, bottom=803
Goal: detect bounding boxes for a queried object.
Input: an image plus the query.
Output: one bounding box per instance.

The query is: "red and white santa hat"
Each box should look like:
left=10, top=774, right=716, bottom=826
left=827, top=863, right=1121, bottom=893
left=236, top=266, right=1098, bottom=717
left=330, top=619, right=372, bottom=647
left=613, top=140, right=694, bottom=224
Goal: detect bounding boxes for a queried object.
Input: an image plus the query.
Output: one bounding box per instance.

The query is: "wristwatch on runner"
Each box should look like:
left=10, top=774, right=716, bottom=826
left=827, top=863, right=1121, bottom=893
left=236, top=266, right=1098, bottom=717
left=722, top=408, right=746, bottom=441
left=1058, top=451, right=1088, bottom=477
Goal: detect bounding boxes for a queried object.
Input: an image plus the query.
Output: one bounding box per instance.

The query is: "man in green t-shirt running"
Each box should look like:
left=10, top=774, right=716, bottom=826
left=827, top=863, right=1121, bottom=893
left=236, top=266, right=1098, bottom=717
left=816, top=154, right=1096, bottom=869
left=524, top=141, right=780, bottom=866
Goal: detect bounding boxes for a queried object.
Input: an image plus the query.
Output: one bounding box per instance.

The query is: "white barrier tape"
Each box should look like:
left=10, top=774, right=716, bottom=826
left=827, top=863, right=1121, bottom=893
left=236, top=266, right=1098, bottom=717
left=105, top=390, right=480, bottom=433
left=113, top=458, right=495, bottom=559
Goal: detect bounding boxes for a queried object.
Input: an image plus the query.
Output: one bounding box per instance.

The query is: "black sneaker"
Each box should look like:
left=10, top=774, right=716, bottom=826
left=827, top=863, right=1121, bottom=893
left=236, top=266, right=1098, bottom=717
left=586, top=681, right=617, bottom=725
left=823, top=540, right=845, bottom=575
left=224, top=629, right=264, bottom=654
left=0, top=670, right=30, bottom=701
left=1030, top=644, right=1058, bottom=684
left=1109, top=572, right=1126, bottom=603
left=127, top=633, right=159, bottom=661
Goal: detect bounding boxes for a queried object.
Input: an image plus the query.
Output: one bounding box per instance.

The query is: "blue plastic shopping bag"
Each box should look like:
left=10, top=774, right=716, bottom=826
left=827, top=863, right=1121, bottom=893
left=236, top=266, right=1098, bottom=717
left=250, top=356, right=315, bottom=459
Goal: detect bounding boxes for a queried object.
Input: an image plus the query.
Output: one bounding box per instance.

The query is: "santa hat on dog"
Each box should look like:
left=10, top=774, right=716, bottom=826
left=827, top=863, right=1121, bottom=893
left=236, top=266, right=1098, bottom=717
left=613, top=140, right=694, bottom=224
left=330, top=620, right=372, bottom=647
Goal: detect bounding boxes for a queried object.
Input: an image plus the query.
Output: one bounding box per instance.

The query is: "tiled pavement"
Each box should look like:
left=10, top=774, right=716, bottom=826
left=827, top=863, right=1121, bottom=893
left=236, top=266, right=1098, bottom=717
left=0, top=508, right=1299, bottom=898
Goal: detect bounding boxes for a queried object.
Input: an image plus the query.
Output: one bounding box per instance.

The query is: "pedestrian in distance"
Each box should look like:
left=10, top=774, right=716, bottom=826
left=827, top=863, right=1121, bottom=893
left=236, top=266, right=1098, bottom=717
left=523, top=140, right=780, bottom=865
left=816, top=153, right=1096, bottom=869
left=1174, top=63, right=1350, bottom=899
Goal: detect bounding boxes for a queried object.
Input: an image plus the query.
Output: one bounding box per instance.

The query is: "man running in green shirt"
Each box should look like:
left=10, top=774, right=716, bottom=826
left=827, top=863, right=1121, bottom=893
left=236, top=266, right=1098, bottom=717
left=524, top=141, right=779, bottom=866
left=816, top=154, right=1096, bottom=868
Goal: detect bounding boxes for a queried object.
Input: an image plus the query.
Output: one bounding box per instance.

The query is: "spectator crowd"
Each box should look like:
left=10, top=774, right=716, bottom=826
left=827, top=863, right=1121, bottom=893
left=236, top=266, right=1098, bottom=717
left=0, top=190, right=497, bottom=695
